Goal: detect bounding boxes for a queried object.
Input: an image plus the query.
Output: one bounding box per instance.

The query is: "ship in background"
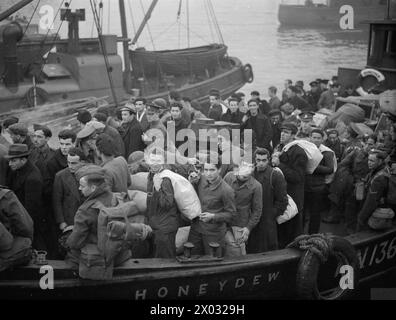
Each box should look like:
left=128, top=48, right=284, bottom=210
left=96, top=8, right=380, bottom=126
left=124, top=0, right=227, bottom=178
left=0, top=0, right=253, bottom=115
left=278, top=0, right=394, bottom=29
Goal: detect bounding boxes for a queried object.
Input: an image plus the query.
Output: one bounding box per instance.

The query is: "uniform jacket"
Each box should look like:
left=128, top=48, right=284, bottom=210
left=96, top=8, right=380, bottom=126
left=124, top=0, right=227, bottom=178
left=52, top=167, right=82, bottom=226
left=66, top=184, right=113, bottom=250
left=0, top=187, right=34, bottom=240
left=45, top=148, right=67, bottom=193
left=357, top=165, right=390, bottom=230
left=248, top=166, right=288, bottom=252
left=317, top=90, right=336, bottom=110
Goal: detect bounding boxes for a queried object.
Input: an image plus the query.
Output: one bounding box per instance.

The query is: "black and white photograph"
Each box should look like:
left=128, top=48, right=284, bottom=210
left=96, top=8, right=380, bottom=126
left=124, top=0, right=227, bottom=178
left=1, top=0, right=396, bottom=306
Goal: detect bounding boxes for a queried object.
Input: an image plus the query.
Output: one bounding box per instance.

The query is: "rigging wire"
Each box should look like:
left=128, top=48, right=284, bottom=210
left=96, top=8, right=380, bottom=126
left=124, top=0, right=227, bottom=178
left=90, top=0, right=96, bottom=37
left=89, top=0, right=118, bottom=106
left=207, top=0, right=224, bottom=44
left=99, top=0, right=103, bottom=30
left=127, top=0, right=138, bottom=46
left=21, top=0, right=41, bottom=40
left=186, top=0, right=190, bottom=48
left=107, top=0, right=111, bottom=33
left=139, top=0, right=155, bottom=50
left=203, top=0, right=215, bottom=43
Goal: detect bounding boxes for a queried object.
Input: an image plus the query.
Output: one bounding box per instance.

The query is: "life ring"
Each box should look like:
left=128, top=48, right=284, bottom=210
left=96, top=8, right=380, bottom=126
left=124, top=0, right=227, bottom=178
left=358, top=68, right=385, bottom=92
left=25, top=86, right=48, bottom=108
left=293, top=235, right=359, bottom=300
left=243, top=64, right=254, bottom=83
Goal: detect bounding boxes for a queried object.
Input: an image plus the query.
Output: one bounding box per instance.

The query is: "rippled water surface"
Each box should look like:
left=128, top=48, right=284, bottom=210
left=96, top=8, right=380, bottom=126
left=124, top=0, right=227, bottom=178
left=6, top=0, right=375, bottom=96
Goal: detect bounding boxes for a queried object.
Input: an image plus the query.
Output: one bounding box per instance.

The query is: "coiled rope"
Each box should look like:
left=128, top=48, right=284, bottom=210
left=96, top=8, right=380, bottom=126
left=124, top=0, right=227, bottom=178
left=287, top=233, right=333, bottom=264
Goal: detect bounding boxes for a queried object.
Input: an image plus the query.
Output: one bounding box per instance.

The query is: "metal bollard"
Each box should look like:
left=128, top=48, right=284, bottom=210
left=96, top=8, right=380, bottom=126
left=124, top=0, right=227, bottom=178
left=208, top=242, right=220, bottom=258
left=183, top=242, right=194, bottom=258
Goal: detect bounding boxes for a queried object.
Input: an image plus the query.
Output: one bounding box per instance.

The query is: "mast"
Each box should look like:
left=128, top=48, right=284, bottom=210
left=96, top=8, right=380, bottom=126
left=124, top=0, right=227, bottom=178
left=131, top=0, right=159, bottom=46
left=0, top=0, right=34, bottom=22
left=119, top=0, right=131, bottom=93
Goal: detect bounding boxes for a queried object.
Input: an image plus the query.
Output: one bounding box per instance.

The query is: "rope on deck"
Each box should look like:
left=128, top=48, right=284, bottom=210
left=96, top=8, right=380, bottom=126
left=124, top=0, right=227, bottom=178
left=286, top=233, right=333, bottom=264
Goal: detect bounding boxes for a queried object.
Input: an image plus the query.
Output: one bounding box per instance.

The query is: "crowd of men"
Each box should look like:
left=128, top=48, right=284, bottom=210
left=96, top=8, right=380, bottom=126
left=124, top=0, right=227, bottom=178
left=0, top=78, right=396, bottom=268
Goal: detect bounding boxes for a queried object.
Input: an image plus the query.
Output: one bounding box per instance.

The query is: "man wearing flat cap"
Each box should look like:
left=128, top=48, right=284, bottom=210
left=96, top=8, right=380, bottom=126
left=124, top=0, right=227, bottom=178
left=66, top=165, right=131, bottom=271
left=269, top=109, right=283, bottom=148
left=7, top=123, right=34, bottom=151
left=119, top=104, right=145, bottom=159
left=272, top=122, right=307, bottom=247
left=5, top=144, right=47, bottom=252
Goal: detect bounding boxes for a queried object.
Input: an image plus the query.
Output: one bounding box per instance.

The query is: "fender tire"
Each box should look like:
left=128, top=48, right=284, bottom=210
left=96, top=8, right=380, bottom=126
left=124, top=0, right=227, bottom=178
left=296, top=236, right=359, bottom=300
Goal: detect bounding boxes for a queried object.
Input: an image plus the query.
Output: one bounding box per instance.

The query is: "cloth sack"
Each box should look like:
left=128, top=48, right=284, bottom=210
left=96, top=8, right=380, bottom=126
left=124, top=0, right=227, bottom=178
left=156, top=169, right=201, bottom=220
left=276, top=195, right=299, bottom=224
left=129, top=172, right=149, bottom=192
left=368, top=208, right=395, bottom=231
left=283, top=140, right=323, bottom=174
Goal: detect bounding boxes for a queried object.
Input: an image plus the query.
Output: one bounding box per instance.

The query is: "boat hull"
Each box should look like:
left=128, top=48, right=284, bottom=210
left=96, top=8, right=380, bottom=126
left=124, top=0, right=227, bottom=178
left=278, top=4, right=387, bottom=29
left=1, top=227, right=396, bottom=300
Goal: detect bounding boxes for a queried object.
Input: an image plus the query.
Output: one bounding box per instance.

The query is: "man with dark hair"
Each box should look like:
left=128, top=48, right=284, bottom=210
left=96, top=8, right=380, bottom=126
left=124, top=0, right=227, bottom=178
left=29, top=124, right=55, bottom=178
left=268, top=86, right=281, bottom=110
left=188, top=153, right=236, bottom=257
left=7, top=123, right=34, bottom=151
left=249, top=147, right=288, bottom=252
left=221, top=98, right=244, bottom=124
left=164, top=102, right=189, bottom=149
left=269, top=109, right=283, bottom=149
left=45, top=129, right=77, bottom=191
left=357, top=150, right=390, bottom=231
left=143, top=101, right=168, bottom=147
left=119, top=105, right=145, bottom=159
left=207, top=91, right=224, bottom=121
left=134, top=97, right=150, bottom=132
left=93, top=112, right=125, bottom=157
left=53, top=147, right=86, bottom=232
left=251, top=90, right=270, bottom=115
left=96, top=133, right=131, bottom=193
left=241, top=99, right=273, bottom=151
left=324, top=129, right=344, bottom=162
left=272, top=122, right=307, bottom=247
left=5, top=144, right=45, bottom=251
left=76, top=109, right=92, bottom=128
left=304, top=129, right=336, bottom=234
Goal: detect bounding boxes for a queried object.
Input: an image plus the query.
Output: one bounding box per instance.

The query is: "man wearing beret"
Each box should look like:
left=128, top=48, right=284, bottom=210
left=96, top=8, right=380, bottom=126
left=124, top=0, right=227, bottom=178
left=272, top=122, right=306, bottom=247
left=76, top=109, right=92, bottom=129
left=66, top=165, right=131, bottom=269
left=119, top=104, right=145, bottom=159
left=269, top=109, right=283, bottom=149
left=7, top=123, right=34, bottom=151
left=5, top=144, right=46, bottom=251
